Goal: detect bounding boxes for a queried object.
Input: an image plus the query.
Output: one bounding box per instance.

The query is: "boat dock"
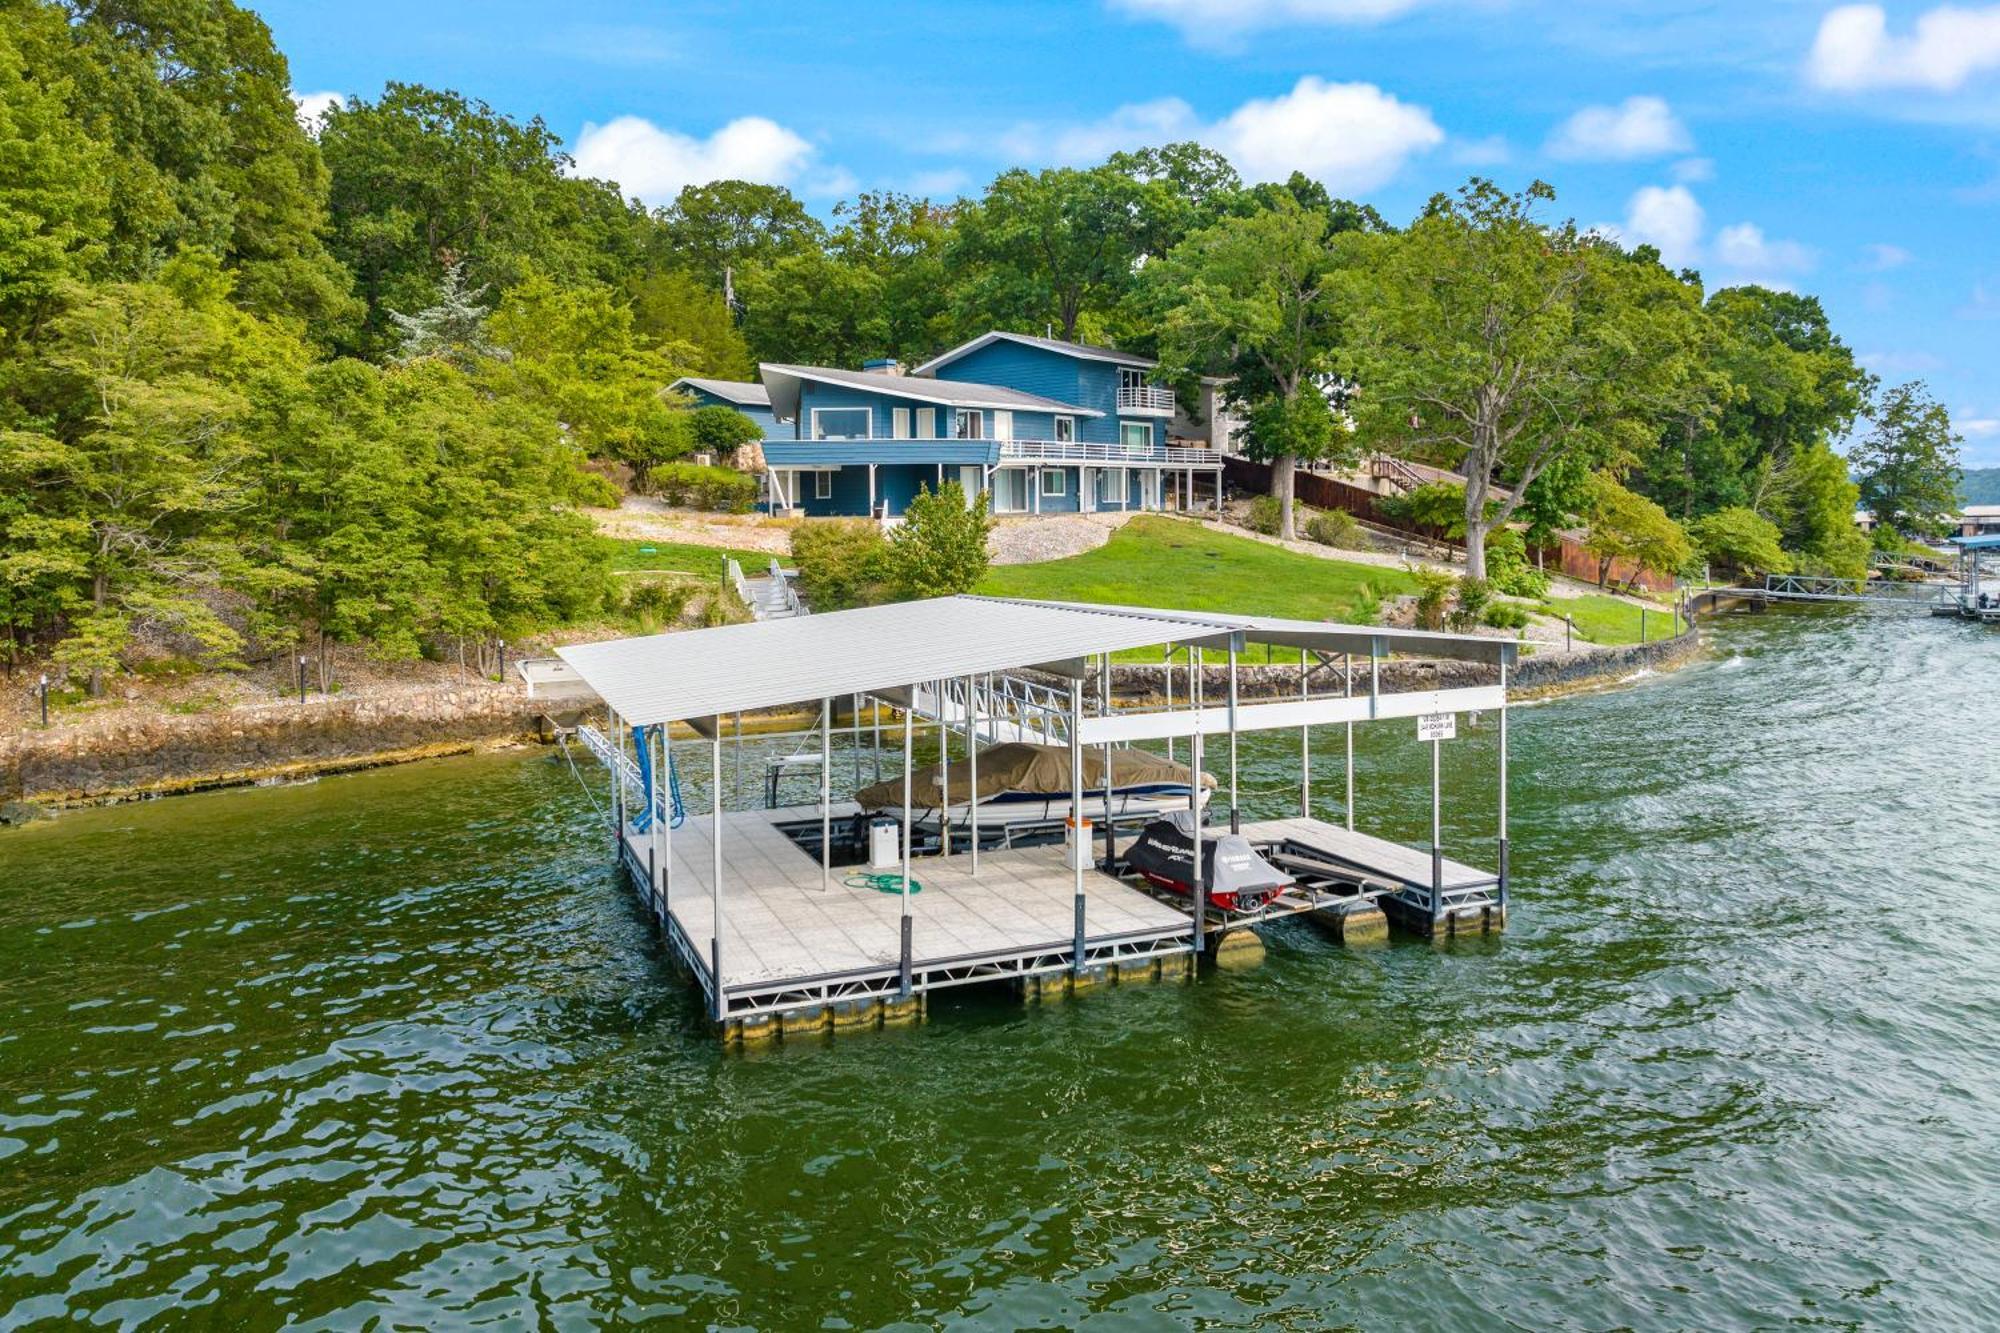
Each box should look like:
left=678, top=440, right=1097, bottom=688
left=550, top=595, right=1521, bottom=1042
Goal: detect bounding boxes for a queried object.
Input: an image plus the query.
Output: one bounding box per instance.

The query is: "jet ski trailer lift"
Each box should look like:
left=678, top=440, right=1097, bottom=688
left=550, top=594, right=1520, bottom=1040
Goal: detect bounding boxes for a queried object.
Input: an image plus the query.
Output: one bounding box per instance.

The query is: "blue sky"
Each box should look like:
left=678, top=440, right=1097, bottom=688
left=270, top=0, right=2000, bottom=466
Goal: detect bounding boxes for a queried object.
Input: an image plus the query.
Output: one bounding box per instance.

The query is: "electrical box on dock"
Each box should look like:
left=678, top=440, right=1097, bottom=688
left=869, top=818, right=901, bottom=870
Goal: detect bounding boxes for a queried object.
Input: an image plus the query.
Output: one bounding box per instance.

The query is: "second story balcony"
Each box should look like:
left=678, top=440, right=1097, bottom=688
left=1116, top=384, right=1176, bottom=415
left=999, top=438, right=1221, bottom=467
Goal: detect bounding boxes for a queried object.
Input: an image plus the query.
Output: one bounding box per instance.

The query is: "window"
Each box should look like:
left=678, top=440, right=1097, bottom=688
left=914, top=407, right=936, bottom=438
left=954, top=408, right=983, bottom=440
left=814, top=470, right=833, bottom=500
left=891, top=407, right=911, bottom=440
left=1053, top=416, right=1075, bottom=443
left=1120, top=421, right=1152, bottom=451
left=812, top=407, right=871, bottom=440
left=1120, top=367, right=1146, bottom=393
left=992, top=469, right=1028, bottom=513
left=1040, top=468, right=1067, bottom=497
left=992, top=410, right=1013, bottom=442
left=1095, top=467, right=1117, bottom=506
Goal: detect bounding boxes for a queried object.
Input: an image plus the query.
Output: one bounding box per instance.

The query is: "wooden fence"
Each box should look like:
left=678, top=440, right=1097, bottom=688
left=1220, top=457, right=1674, bottom=594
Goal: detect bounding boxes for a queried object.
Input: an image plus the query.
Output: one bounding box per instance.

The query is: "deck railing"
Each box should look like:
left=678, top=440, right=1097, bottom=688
left=1116, top=384, right=1176, bottom=413
left=999, top=439, right=1222, bottom=467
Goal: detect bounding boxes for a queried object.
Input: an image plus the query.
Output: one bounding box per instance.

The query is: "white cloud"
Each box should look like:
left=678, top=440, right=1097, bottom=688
left=1009, top=77, right=1442, bottom=193
left=1958, top=414, right=2000, bottom=436
left=571, top=115, right=819, bottom=205
left=1617, top=184, right=1706, bottom=268
left=292, top=91, right=343, bottom=133
left=1862, top=242, right=1913, bottom=270
left=1211, top=78, right=1444, bottom=188
left=1670, top=156, right=1714, bottom=183
left=1546, top=95, right=1691, bottom=161
left=1715, top=222, right=1816, bottom=278
left=1807, top=4, right=2000, bottom=92
left=1861, top=349, right=1944, bottom=373
left=1450, top=134, right=1513, bottom=166
left=1111, top=0, right=1425, bottom=41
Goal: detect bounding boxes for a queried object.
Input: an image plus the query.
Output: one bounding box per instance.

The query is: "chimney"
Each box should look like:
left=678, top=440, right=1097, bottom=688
left=862, top=357, right=904, bottom=376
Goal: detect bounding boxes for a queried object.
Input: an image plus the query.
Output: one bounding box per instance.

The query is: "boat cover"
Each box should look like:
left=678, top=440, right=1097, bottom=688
left=854, top=742, right=1211, bottom=812
left=1123, top=810, right=1295, bottom=898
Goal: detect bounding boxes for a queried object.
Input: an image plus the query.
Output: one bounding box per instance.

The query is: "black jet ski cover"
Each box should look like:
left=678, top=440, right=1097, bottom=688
left=1124, top=810, right=1294, bottom=907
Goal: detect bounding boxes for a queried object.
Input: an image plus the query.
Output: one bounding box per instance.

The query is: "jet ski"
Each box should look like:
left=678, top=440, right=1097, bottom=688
left=1123, top=810, right=1293, bottom=913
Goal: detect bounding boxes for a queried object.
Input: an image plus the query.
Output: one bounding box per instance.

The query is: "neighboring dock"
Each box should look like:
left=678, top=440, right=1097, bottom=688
left=546, top=595, right=1520, bottom=1042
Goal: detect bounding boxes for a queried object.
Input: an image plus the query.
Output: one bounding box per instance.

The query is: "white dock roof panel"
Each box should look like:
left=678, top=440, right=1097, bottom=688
left=559, top=596, right=1207, bottom=726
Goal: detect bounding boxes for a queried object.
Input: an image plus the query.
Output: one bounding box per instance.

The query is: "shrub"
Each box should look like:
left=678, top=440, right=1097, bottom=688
left=1484, top=602, right=1531, bottom=630
left=1485, top=528, right=1551, bottom=598
left=1379, top=480, right=1469, bottom=537
left=1245, top=494, right=1283, bottom=535
left=889, top=482, right=992, bottom=599
left=621, top=577, right=694, bottom=631
left=651, top=462, right=757, bottom=513
left=1448, top=575, right=1491, bottom=632
left=1409, top=565, right=1455, bottom=631
left=1305, top=508, right=1364, bottom=548
left=792, top=519, right=892, bottom=610
left=572, top=470, right=622, bottom=508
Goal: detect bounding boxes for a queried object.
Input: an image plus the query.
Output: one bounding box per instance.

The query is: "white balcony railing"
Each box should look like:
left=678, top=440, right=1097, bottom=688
left=1117, top=384, right=1176, bottom=414
left=999, top=439, right=1222, bottom=466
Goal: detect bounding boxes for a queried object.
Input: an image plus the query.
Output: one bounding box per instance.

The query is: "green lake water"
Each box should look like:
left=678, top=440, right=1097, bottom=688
left=3, top=610, right=1997, bottom=1329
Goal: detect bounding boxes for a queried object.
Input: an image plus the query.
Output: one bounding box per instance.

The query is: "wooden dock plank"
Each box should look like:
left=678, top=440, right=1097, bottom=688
left=1239, top=817, right=1494, bottom=890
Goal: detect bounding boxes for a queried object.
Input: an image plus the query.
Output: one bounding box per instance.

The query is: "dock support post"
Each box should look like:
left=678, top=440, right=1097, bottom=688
left=1100, top=655, right=1115, bottom=872
left=1227, top=639, right=1240, bottom=834
left=965, top=673, right=980, bottom=876
left=938, top=680, right=951, bottom=858
left=1069, top=676, right=1086, bottom=977
left=1164, top=646, right=1175, bottom=764
left=1190, top=650, right=1205, bottom=956
left=1344, top=655, right=1355, bottom=832
left=899, top=700, right=913, bottom=998
left=1299, top=654, right=1311, bottom=818
left=1430, top=732, right=1444, bottom=931
left=1498, top=660, right=1509, bottom=913
left=711, top=725, right=725, bottom=1023
left=819, top=697, right=831, bottom=892
left=651, top=725, right=666, bottom=922
left=611, top=708, right=625, bottom=850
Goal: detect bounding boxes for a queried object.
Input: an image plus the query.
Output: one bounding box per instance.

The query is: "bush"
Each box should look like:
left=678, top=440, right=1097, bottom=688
left=1409, top=565, right=1455, bottom=631
left=621, top=577, right=694, bottom=631
left=1305, top=508, right=1364, bottom=548
left=1378, top=480, right=1469, bottom=537
left=1484, top=601, right=1531, bottom=630
left=573, top=470, right=622, bottom=508
left=1485, top=528, right=1551, bottom=598
left=1448, top=575, right=1491, bottom=632
left=1245, top=494, right=1282, bottom=535
left=791, top=519, right=892, bottom=610
left=651, top=462, right=757, bottom=513
left=889, top=482, right=992, bottom=599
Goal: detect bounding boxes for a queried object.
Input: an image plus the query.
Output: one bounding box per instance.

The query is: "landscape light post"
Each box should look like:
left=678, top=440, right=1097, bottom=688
left=297, top=656, right=307, bottom=704
left=38, top=674, right=49, bottom=727
left=497, top=639, right=505, bottom=682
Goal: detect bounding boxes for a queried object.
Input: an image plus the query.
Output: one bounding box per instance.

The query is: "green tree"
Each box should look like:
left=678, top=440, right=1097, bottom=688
left=889, top=482, right=992, bottom=599
left=949, top=164, right=1145, bottom=342
left=739, top=250, right=888, bottom=368
left=627, top=268, right=753, bottom=378
left=1149, top=197, right=1361, bottom=539
left=1348, top=180, right=1703, bottom=580
left=1852, top=381, right=1963, bottom=540
left=1689, top=506, right=1791, bottom=578
left=390, top=260, right=508, bottom=368
left=658, top=179, right=825, bottom=291
left=1581, top=474, right=1693, bottom=588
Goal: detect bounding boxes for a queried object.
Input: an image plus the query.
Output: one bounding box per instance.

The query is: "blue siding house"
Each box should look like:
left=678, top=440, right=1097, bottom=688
left=754, top=332, right=1220, bottom=519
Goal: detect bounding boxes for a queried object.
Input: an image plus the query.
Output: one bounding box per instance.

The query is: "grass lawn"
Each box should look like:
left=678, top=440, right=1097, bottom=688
left=1539, top=593, right=1681, bottom=646
left=602, top=536, right=783, bottom=577
left=978, top=516, right=1415, bottom=660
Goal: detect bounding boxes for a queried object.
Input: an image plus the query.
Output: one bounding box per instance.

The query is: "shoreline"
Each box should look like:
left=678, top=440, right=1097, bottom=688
left=1, top=627, right=1700, bottom=815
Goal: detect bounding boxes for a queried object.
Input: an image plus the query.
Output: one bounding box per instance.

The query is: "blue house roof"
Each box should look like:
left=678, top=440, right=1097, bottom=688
left=1950, top=534, right=2000, bottom=549
left=912, top=330, right=1156, bottom=377
left=760, top=363, right=1099, bottom=424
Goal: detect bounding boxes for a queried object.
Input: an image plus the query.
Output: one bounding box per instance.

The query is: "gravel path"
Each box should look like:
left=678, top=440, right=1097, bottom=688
left=587, top=498, right=796, bottom=554
left=987, top=513, right=1136, bottom=565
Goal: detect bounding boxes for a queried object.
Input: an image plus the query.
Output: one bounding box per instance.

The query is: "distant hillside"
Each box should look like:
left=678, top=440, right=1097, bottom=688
left=1963, top=467, right=2000, bottom=506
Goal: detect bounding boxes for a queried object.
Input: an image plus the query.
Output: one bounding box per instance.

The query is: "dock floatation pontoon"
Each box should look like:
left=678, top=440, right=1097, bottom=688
left=547, top=594, right=1522, bottom=1031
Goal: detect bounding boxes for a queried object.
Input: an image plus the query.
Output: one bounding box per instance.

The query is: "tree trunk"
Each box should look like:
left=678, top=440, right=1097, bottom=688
left=1463, top=517, right=1488, bottom=580
left=1271, top=453, right=1297, bottom=541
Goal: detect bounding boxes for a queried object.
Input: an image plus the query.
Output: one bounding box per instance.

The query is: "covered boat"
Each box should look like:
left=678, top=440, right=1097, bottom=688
left=853, top=742, right=1212, bottom=826
left=1123, top=810, right=1293, bottom=913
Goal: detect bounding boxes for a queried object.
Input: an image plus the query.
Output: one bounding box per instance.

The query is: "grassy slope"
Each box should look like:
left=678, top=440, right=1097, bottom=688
left=978, top=516, right=1415, bottom=659
left=1538, top=594, right=1681, bottom=646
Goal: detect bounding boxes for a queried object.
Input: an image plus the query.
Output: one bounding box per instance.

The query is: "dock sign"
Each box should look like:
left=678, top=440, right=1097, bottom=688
left=1417, top=712, right=1456, bottom=743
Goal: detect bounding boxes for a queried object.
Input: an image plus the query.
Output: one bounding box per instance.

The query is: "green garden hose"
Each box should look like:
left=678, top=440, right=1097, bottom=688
left=844, top=871, right=922, bottom=895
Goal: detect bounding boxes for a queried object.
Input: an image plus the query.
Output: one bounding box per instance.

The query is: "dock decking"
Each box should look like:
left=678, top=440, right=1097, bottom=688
left=617, top=806, right=1500, bottom=1021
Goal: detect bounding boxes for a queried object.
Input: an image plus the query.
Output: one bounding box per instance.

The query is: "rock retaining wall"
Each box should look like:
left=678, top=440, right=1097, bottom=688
left=3, top=685, right=545, bottom=806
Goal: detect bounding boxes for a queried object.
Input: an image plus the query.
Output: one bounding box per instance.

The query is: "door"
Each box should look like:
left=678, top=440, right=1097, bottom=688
left=992, top=468, right=1028, bottom=513
left=959, top=465, right=982, bottom=509
left=992, top=410, right=1013, bottom=442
